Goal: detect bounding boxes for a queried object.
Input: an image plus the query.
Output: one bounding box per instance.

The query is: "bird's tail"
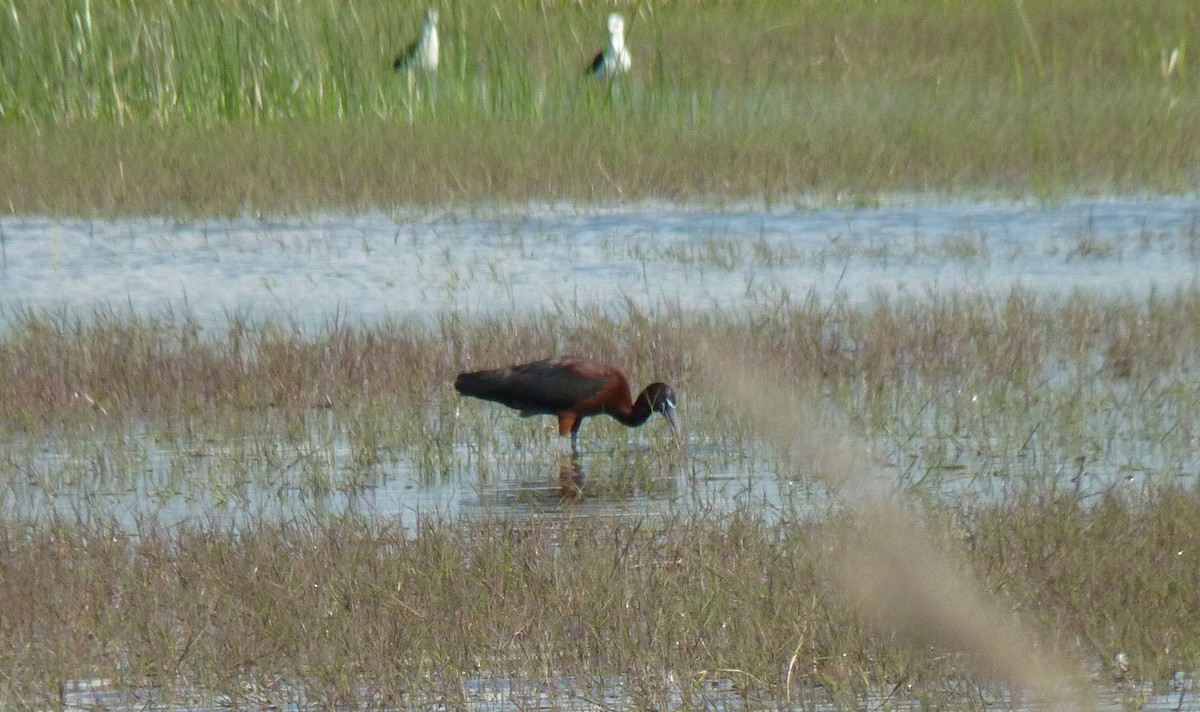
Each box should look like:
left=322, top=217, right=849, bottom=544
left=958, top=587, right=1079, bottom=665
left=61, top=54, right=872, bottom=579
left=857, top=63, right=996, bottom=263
left=453, top=369, right=508, bottom=399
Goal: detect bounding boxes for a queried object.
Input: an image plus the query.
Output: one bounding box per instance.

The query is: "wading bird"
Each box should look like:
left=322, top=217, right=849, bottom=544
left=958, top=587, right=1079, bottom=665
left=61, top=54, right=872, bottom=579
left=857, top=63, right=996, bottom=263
left=454, top=357, right=678, bottom=454
left=587, top=13, right=631, bottom=78
left=394, top=8, right=439, bottom=74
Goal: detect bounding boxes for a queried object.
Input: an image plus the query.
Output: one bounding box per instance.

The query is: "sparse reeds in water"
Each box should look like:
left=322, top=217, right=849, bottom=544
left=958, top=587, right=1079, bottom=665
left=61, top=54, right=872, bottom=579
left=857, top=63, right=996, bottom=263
left=6, top=290, right=1200, bottom=472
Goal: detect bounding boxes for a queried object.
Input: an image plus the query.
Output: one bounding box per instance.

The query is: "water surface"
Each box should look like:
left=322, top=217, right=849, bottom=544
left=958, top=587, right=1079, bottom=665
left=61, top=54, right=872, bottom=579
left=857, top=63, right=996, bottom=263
left=3, top=196, right=1198, bottom=329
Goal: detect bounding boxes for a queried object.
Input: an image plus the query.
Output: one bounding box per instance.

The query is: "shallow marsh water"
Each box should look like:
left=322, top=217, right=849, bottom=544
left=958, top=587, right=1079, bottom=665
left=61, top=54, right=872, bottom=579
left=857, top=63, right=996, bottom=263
left=5, top=197, right=1200, bottom=710
left=3, top=196, right=1200, bottom=532
left=3, top=196, right=1199, bottom=328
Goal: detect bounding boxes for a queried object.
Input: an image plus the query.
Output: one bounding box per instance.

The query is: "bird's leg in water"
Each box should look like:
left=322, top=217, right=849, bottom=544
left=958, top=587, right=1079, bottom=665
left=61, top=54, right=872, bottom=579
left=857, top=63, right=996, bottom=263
left=559, top=433, right=578, bottom=456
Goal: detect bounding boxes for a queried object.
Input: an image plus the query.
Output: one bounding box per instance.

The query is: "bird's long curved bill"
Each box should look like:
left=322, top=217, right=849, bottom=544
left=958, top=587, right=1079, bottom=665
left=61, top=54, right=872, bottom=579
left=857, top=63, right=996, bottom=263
left=663, top=406, right=681, bottom=445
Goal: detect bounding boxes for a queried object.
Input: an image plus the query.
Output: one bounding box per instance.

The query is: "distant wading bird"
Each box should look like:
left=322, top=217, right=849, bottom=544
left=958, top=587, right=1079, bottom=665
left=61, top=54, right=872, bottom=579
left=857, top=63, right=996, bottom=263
left=454, top=357, right=678, bottom=454
left=394, top=8, right=439, bottom=74
left=587, top=12, right=631, bottom=78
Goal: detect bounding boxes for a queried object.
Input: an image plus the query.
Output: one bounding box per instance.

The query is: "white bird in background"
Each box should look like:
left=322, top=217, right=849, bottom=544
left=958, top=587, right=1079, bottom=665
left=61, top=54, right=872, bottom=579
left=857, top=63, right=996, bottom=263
left=587, top=12, right=631, bottom=78
left=394, top=8, right=439, bottom=74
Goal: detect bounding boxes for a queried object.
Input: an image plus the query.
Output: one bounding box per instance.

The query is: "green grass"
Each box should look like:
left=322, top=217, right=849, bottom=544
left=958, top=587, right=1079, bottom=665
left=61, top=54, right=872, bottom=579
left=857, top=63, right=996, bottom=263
left=1, top=0, right=1198, bottom=213
left=2, top=0, right=1191, bottom=123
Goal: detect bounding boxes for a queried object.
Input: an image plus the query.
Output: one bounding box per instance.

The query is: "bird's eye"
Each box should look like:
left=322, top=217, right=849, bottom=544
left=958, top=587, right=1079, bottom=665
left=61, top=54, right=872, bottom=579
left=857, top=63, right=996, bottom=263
left=665, top=397, right=676, bottom=409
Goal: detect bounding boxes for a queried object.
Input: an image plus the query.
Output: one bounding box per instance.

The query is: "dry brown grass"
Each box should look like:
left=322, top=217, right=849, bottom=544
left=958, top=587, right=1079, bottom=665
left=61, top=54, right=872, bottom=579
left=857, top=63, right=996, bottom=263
left=699, top=342, right=1092, bottom=709
left=3, top=486, right=1199, bottom=708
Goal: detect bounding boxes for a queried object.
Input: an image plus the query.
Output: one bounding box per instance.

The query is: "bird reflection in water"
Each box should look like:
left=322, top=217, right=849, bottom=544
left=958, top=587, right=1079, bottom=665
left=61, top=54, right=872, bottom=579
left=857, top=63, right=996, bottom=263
left=473, top=457, right=589, bottom=512
left=557, top=456, right=587, bottom=501
left=473, top=451, right=686, bottom=520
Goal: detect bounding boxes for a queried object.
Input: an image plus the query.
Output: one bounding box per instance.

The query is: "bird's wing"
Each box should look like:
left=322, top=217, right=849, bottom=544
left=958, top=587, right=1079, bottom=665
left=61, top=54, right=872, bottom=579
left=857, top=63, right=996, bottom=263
left=394, top=39, right=421, bottom=71
left=455, top=359, right=608, bottom=415
left=587, top=51, right=606, bottom=75
left=507, top=359, right=609, bottom=411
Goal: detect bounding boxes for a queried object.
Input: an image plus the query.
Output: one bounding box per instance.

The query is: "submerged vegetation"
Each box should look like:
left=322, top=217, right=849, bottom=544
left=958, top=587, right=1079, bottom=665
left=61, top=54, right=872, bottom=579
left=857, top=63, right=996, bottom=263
left=1, top=0, right=1199, bottom=212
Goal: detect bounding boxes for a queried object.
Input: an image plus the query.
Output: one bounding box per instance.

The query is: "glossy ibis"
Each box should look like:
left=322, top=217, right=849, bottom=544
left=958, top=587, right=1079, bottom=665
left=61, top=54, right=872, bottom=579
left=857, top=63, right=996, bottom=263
left=454, top=357, right=678, bottom=454
left=587, top=13, right=631, bottom=78
left=394, top=8, right=439, bottom=74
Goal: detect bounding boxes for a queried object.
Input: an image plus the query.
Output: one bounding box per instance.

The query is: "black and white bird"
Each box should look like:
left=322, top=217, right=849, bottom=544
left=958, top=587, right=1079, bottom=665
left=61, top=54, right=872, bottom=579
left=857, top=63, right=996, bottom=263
left=586, top=12, right=630, bottom=78
left=394, top=8, right=439, bottom=74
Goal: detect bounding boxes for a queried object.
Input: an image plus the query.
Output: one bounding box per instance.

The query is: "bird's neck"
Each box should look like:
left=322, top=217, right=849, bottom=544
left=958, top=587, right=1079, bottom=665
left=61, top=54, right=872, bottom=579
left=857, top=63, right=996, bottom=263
left=613, top=390, right=652, bottom=427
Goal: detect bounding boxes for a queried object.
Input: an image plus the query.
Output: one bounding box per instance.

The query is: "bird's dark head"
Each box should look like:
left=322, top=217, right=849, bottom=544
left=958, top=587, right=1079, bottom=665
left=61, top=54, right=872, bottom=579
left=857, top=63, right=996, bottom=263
left=644, top=382, right=679, bottom=434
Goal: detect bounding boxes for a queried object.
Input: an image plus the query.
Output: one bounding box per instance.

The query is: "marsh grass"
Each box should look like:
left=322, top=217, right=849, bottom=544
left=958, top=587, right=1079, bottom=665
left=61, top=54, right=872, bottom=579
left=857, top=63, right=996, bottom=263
left=2, top=487, right=1198, bottom=709
left=5, top=290, right=1200, bottom=706
left=5, top=288, right=1200, bottom=471
left=968, top=484, right=1200, bottom=688
left=2, top=1, right=1199, bottom=212
left=607, top=228, right=1009, bottom=269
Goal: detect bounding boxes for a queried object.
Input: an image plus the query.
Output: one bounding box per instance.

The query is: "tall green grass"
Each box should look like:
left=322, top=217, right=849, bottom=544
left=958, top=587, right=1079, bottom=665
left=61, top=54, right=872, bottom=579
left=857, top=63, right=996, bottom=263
left=0, top=0, right=1197, bottom=212
left=1, top=0, right=1192, bottom=124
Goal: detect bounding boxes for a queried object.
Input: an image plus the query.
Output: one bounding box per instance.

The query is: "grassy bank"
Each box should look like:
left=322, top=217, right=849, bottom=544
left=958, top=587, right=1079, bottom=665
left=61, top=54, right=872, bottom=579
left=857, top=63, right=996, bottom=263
left=1, top=0, right=1198, bottom=213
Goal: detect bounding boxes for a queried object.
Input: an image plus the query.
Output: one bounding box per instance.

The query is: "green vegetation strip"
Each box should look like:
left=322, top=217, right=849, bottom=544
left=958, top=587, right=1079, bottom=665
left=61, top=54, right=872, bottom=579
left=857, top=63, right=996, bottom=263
left=1, top=0, right=1198, bottom=213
